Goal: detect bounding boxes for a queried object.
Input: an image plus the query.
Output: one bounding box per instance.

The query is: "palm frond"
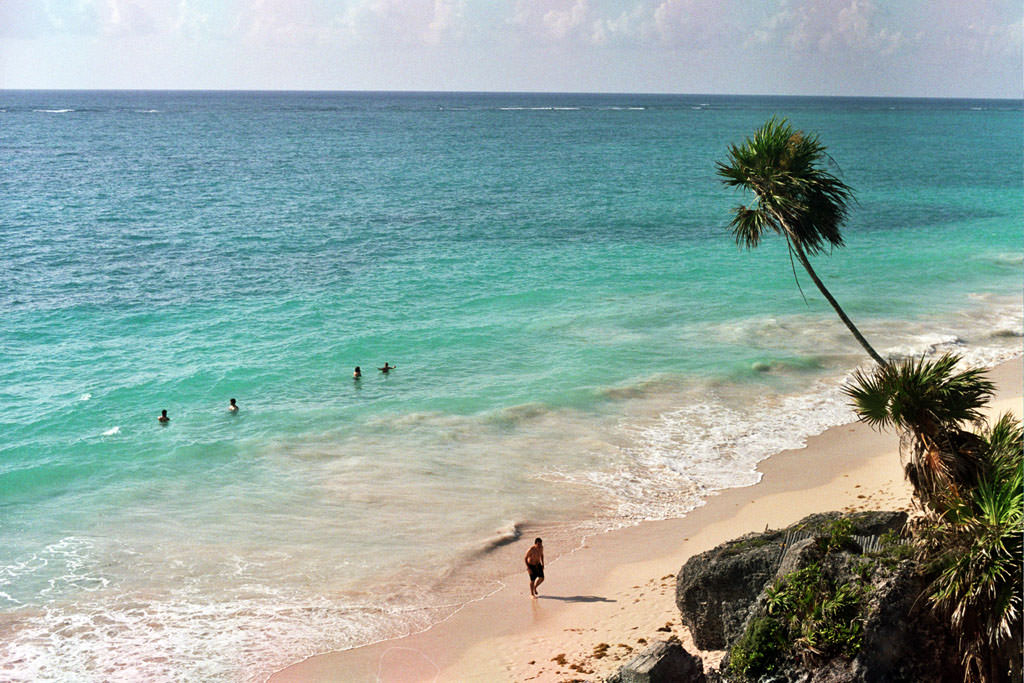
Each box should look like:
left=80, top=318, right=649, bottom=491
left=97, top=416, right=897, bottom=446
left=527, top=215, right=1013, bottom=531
left=843, top=366, right=895, bottom=429
left=716, top=117, right=853, bottom=256
left=728, top=205, right=774, bottom=249
left=845, top=354, right=1000, bottom=509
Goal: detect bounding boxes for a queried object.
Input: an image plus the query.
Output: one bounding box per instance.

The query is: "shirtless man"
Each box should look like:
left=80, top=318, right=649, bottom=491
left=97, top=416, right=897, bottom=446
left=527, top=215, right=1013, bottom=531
left=158, top=409, right=170, bottom=423
left=228, top=398, right=238, bottom=413
left=524, top=538, right=544, bottom=598
left=378, top=362, right=396, bottom=373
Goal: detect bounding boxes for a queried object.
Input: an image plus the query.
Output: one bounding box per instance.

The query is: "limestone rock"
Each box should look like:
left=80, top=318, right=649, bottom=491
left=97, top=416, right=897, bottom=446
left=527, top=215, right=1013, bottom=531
left=609, top=639, right=706, bottom=683
left=675, top=511, right=907, bottom=651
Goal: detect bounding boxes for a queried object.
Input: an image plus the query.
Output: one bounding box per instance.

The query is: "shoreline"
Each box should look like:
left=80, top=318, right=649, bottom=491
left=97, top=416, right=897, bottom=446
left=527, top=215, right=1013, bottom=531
left=270, top=356, right=1021, bottom=682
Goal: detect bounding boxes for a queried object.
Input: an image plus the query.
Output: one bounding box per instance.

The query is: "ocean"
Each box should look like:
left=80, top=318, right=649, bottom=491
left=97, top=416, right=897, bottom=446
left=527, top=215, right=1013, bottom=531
left=1, top=91, right=1021, bottom=681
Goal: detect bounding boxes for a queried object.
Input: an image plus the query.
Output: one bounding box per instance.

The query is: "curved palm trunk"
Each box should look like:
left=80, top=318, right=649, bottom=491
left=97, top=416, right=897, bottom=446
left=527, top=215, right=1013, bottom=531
left=792, top=243, right=889, bottom=367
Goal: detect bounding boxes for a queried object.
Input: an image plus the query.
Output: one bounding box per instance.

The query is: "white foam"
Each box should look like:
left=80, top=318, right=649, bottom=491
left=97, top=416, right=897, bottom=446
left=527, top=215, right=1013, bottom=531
left=79, top=393, right=91, bottom=401
left=497, top=106, right=579, bottom=111
left=0, top=567, right=464, bottom=683
left=885, top=333, right=964, bottom=359
left=607, top=378, right=853, bottom=520
left=33, top=109, right=73, bottom=113
left=556, top=299, right=1023, bottom=527
left=102, top=426, right=120, bottom=436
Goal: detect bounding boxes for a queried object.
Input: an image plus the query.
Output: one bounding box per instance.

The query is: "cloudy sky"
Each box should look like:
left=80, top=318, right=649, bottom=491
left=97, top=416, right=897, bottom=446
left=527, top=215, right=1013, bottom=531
left=1, top=0, right=1020, bottom=97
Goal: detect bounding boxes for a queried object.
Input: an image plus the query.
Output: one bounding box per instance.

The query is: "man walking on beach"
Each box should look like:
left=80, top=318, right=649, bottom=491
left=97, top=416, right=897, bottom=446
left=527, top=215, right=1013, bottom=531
left=525, top=538, right=544, bottom=598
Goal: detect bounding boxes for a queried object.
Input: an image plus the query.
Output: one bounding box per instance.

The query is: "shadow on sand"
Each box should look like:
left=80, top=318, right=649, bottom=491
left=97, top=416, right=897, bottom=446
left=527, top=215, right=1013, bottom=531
left=537, top=595, right=616, bottom=603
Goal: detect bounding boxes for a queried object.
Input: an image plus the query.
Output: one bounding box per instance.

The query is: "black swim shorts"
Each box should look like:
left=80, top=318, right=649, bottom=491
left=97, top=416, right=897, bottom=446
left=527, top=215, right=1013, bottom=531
left=528, top=563, right=544, bottom=580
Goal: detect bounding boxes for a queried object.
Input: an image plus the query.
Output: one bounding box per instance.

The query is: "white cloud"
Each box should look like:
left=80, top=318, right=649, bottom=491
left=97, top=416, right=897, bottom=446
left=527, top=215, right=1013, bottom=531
left=424, top=0, right=464, bottom=45
left=2, top=0, right=1020, bottom=96
left=510, top=0, right=591, bottom=42
left=650, top=0, right=735, bottom=47
left=173, top=0, right=211, bottom=39
left=753, top=0, right=902, bottom=55
left=589, top=7, right=646, bottom=46
left=327, top=0, right=468, bottom=47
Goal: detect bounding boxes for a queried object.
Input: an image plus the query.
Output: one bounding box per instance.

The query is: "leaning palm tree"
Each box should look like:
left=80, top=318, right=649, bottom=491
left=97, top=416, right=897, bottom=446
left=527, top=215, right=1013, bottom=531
left=844, top=353, right=994, bottom=508
left=717, top=118, right=887, bottom=367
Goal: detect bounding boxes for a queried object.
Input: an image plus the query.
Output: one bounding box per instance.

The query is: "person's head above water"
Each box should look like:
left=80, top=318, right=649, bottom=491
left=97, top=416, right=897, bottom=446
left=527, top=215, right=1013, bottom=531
left=228, top=398, right=238, bottom=411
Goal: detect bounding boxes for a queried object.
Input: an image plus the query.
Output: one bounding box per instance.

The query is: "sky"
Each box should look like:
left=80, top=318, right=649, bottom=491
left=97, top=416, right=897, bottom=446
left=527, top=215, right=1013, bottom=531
left=1, top=0, right=1021, bottom=97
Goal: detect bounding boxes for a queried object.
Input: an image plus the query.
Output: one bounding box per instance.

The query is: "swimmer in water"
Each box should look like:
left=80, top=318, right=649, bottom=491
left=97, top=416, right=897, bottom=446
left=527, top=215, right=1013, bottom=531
left=228, top=398, right=238, bottom=413
left=158, top=409, right=170, bottom=423
left=353, top=366, right=362, bottom=379
left=378, top=362, right=396, bottom=373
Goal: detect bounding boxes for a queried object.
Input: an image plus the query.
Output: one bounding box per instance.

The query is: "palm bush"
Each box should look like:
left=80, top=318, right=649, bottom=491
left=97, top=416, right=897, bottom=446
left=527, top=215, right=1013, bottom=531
left=847, top=355, right=1021, bottom=683
left=844, top=353, right=994, bottom=508
left=916, top=413, right=1023, bottom=683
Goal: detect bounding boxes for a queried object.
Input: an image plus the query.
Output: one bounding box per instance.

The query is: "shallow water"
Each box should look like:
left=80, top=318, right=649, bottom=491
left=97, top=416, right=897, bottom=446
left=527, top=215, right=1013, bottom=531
left=1, top=91, right=1021, bottom=681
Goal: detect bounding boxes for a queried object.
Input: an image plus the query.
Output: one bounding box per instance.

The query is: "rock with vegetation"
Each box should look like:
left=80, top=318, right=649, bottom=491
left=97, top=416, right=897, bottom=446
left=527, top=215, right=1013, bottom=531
left=673, top=510, right=978, bottom=681
left=676, top=511, right=907, bottom=651
left=724, top=534, right=961, bottom=682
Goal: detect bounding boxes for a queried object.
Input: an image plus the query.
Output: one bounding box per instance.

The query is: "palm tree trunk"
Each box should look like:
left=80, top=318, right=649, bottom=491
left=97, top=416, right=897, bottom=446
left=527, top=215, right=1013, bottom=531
left=792, top=243, right=889, bottom=367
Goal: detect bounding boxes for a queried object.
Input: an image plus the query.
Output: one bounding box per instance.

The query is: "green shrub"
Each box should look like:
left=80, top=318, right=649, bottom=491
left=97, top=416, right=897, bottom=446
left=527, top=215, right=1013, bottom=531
left=730, top=616, right=787, bottom=680
left=802, top=581, right=865, bottom=658
left=738, top=561, right=867, bottom=675
left=820, top=517, right=855, bottom=551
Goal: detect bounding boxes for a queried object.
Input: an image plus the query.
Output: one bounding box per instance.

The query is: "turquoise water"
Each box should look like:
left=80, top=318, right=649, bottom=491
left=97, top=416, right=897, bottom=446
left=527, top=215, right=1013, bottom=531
left=1, top=92, right=1021, bottom=681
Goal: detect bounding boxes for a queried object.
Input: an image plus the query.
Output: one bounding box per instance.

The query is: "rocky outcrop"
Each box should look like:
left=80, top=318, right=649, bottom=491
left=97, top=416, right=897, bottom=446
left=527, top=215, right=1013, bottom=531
left=675, top=526, right=788, bottom=651
left=850, top=559, right=961, bottom=682
left=605, top=511, right=970, bottom=682
left=676, top=511, right=907, bottom=651
left=670, top=510, right=967, bottom=681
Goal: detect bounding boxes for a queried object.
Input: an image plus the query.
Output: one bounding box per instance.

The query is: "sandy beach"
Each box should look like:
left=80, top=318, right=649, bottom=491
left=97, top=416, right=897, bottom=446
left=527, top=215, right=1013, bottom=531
left=271, top=357, right=1021, bottom=683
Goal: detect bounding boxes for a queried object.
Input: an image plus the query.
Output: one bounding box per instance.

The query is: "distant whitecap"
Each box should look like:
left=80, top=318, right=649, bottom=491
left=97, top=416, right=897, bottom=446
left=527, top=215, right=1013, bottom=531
left=79, top=393, right=92, bottom=401
left=102, top=426, right=120, bottom=436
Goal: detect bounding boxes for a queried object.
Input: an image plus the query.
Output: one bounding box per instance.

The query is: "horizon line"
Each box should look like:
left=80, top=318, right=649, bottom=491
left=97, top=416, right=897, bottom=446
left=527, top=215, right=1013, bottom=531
left=2, top=88, right=1021, bottom=102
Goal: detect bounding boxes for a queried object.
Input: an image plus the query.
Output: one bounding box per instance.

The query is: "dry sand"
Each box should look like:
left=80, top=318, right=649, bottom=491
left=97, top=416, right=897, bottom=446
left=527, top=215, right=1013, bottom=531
left=271, top=357, right=1021, bottom=683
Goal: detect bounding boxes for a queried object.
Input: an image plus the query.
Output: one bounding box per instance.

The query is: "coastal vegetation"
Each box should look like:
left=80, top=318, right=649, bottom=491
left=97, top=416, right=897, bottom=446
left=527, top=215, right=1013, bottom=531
left=716, top=118, right=887, bottom=367
left=845, top=353, right=995, bottom=509
left=848, top=355, right=1022, bottom=683
left=707, top=122, right=1022, bottom=683
left=725, top=517, right=913, bottom=681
